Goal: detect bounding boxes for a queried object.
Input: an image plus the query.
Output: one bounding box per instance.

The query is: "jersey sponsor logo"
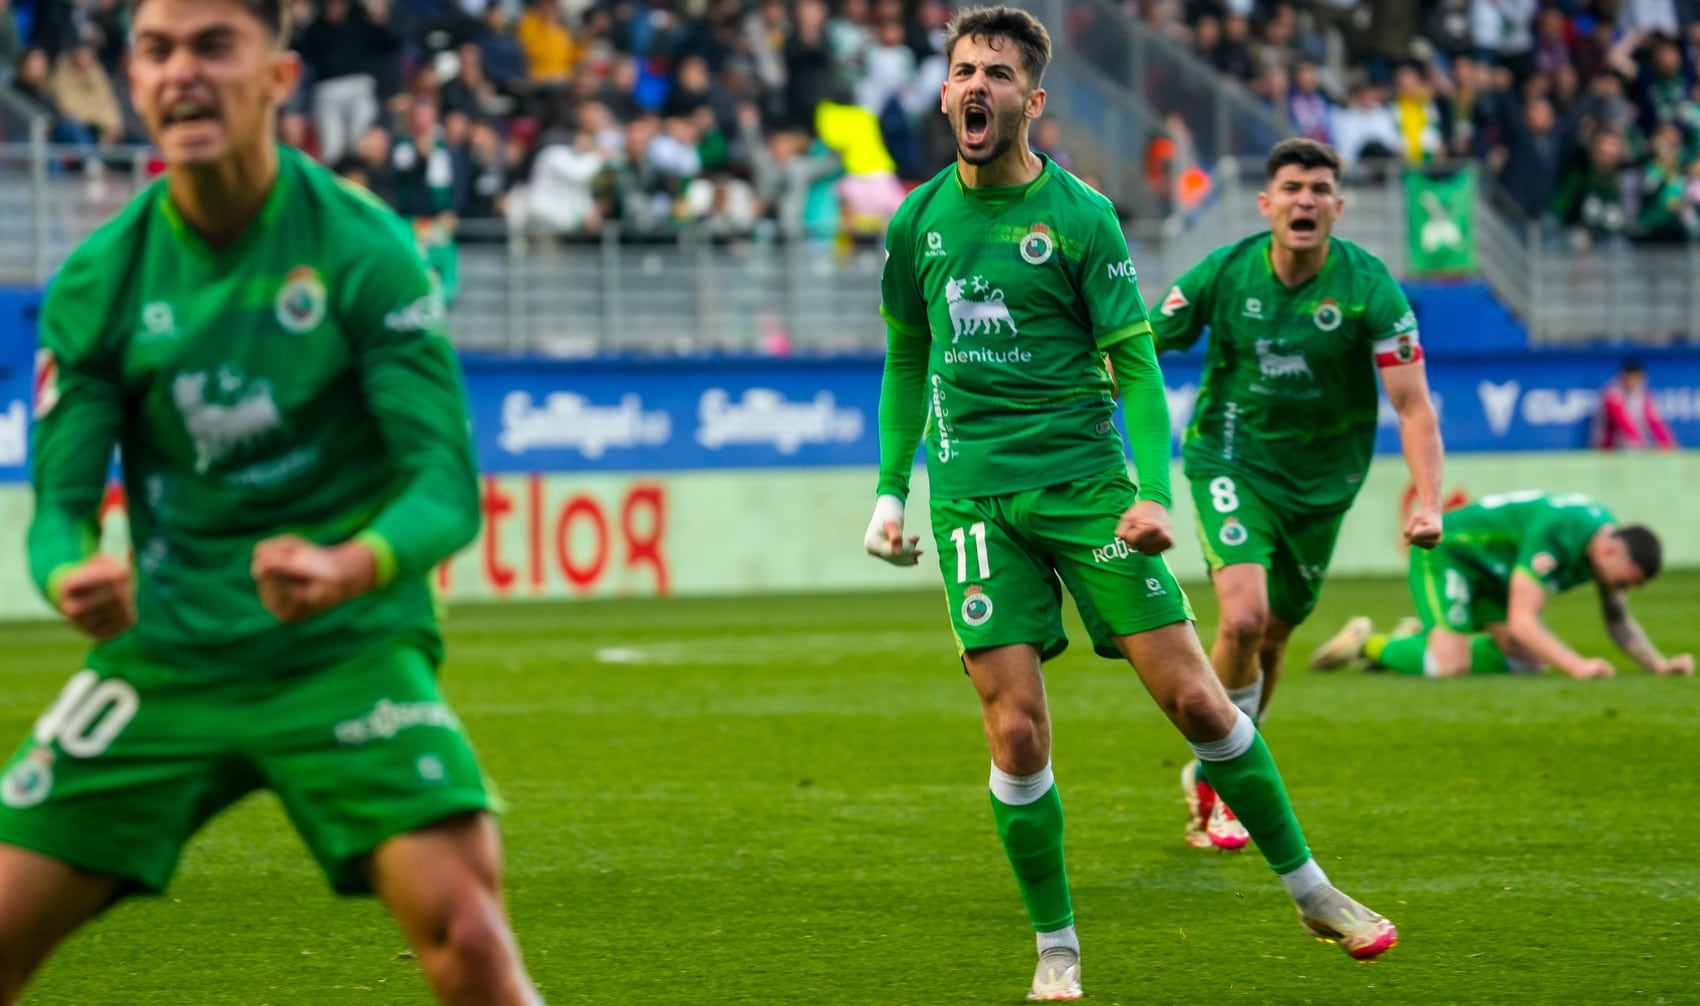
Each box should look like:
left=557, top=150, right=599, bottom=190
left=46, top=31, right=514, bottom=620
left=334, top=699, right=463, bottom=746
left=33, top=348, right=60, bottom=420
left=1159, top=286, right=1189, bottom=317
left=945, top=276, right=1019, bottom=343
left=0, top=400, right=25, bottom=467
left=138, top=301, right=179, bottom=343
left=384, top=290, right=446, bottom=334
left=696, top=388, right=864, bottom=454
left=930, top=374, right=957, bottom=463
left=172, top=367, right=286, bottom=474
left=0, top=748, right=53, bottom=809
left=924, top=230, right=946, bottom=258
left=1144, top=576, right=1167, bottom=598
left=499, top=391, right=672, bottom=458
left=1253, top=339, right=1314, bottom=380
left=1106, top=259, right=1138, bottom=281
left=1091, top=537, right=1133, bottom=564
left=275, top=266, right=327, bottom=335
left=1219, top=517, right=1248, bottom=546
left=1019, top=223, right=1055, bottom=265
left=1313, top=297, right=1343, bottom=331
left=960, top=584, right=994, bottom=626
left=1242, top=297, right=1265, bottom=319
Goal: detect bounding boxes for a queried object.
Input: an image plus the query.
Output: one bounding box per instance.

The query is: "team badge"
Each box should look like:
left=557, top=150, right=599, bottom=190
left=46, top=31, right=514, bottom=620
left=33, top=348, right=59, bottom=420
left=1160, top=286, right=1189, bottom=318
left=1, top=748, right=54, bottom=809
left=275, top=266, right=327, bottom=335
left=1313, top=298, right=1343, bottom=331
left=1219, top=517, right=1248, bottom=547
left=1394, top=333, right=1417, bottom=362
left=1530, top=552, right=1557, bottom=577
left=1019, top=223, right=1054, bottom=265
left=961, top=585, right=995, bottom=626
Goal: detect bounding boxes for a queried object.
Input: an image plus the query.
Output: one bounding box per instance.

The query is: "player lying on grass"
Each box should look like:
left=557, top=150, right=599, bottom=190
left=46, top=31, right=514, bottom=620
left=866, top=7, right=1397, bottom=1000
left=1311, top=490, right=1694, bottom=679
left=0, top=2, right=543, bottom=1003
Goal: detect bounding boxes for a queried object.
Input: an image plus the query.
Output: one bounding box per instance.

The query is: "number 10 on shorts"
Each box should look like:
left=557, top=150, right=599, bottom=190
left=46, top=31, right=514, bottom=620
left=950, top=522, right=991, bottom=582
left=34, top=671, right=140, bottom=758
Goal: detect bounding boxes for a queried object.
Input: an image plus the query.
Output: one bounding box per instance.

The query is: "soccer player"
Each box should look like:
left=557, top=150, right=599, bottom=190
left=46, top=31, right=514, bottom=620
left=1151, top=138, right=1444, bottom=852
left=864, top=8, right=1397, bottom=999
left=0, top=2, right=543, bottom=1003
left=1310, top=490, right=1695, bottom=679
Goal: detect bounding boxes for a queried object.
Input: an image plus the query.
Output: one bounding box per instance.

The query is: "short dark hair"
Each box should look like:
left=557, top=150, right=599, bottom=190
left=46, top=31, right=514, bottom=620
left=1616, top=525, right=1663, bottom=580
left=134, top=0, right=290, bottom=41
left=1265, top=137, right=1343, bottom=184
left=944, top=6, right=1052, bottom=87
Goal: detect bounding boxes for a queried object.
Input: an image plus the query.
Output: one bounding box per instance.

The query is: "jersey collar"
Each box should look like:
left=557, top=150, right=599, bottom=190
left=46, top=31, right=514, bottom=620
left=155, top=144, right=293, bottom=263
left=1260, top=232, right=1337, bottom=291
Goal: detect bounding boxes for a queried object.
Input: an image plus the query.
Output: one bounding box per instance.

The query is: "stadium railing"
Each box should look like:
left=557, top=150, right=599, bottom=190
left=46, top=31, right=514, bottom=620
left=4, top=138, right=1696, bottom=349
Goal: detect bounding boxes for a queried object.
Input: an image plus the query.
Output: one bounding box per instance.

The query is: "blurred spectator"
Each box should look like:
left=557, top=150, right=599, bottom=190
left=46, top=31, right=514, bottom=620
left=1332, top=79, right=1403, bottom=169
left=392, top=99, right=458, bottom=218
left=1470, top=0, right=1537, bottom=86
left=740, top=101, right=840, bottom=239
left=1392, top=61, right=1447, bottom=165
left=0, top=0, right=21, bottom=89
left=297, top=0, right=400, bottom=166
left=1287, top=61, right=1335, bottom=144
left=1550, top=129, right=1632, bottom=248
left=517, top=0, right=579, bottom=85
left=1619, top=0, right=1682, bottom=36
left=461, top=117, right=512, bottom=226
left=11, top=46, right=92, bottom=148
left=1592, top=360, right=1678, bottom=449
left=785, top=0, right=840, bottom=129
left=1032, top=119, right=1074, bottom=173
left=1635, top=121, right=1692, bottom=241
left=441, top=42, right=510, bottom=122
left=524, top=127, right=606, bottom=234
left=1498, top=95, right=1564, bottom=218
left=50, top=41, right=123, bottom=145
left=1212, top=12, right=1256, bottom=83
left=475, top=4, right=531, bottom=98
left=349, top=123, right=399, bottom=206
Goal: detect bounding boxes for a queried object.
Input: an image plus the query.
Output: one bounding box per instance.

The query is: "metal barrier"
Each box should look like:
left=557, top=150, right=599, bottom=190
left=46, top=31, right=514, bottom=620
left=5, top=139, right=1700, bottom=349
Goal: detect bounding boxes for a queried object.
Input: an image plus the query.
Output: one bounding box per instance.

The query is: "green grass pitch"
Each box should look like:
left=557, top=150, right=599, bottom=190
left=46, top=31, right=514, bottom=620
left=5, top=572, right=1699, bottom=1004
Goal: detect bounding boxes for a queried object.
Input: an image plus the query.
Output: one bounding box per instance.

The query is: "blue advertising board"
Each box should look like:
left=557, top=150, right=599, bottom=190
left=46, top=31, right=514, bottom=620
left=1, top=284, right=1698, bottom=482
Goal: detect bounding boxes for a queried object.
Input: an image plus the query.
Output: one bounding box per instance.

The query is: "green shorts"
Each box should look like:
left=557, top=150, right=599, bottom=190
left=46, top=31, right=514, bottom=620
left=930, top=469, right=1194, bottom=661
left=0, top=641, right=493, bottom=897
left=1408, top=547, right=1507, bottom=633
left=1189, top=471, right=1347, bottom=627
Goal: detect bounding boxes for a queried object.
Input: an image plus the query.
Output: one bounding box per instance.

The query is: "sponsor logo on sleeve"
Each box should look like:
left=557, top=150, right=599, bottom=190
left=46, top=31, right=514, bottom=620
left=33, top=349, right=60, bottom=420
left=1159, top=286, right=1189, bottom=317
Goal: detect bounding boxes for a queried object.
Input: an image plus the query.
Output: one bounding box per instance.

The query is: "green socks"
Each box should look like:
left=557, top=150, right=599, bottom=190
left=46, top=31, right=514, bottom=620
left=989, top=763, right=1074, bottom=934
left=1190, top=713, right=1312, bottom=874
left=1368, top=633, right=1510, bottom=676
left=1195, top=677, right=1264, bottom=788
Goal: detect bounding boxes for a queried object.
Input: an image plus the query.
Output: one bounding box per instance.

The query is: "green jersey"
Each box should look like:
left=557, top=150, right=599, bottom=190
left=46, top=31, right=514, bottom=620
left=1436, top=491, right=1614, bottom=597
left=1153, top=233, right=1420, bottom=512
left=29, top=145, right=480, bottom=677
left=879, top=157, right=1156, bottom=499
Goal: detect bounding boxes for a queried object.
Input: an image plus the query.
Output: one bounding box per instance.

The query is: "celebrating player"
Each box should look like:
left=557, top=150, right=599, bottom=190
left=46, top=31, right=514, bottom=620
left=1152, top=138, right=1445, bottom=852
left=0, top=2, right=543, bottom=1003
left=865, top=9, right=1396, bottom=999
left=1311, top=490, right=1694, bottom=679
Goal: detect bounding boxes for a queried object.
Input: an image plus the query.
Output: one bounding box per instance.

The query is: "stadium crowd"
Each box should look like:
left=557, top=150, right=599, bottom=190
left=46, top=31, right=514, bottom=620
left=1125, top=0, right=1700, bottom=247
left=8, top=0, right=1700, bottom=247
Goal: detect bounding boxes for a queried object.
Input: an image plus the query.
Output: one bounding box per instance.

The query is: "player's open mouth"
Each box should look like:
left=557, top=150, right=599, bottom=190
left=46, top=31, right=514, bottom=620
left=962, top=104, right=991, bottom=145
left=163, top=102, right=217, bottom=126
left=1290, top=218, right=1317, bottom=235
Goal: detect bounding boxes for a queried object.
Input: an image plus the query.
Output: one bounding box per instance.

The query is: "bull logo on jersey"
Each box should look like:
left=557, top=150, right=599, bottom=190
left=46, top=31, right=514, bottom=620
left=1019, top=223, right=1054, bottom=265
left=172, top=366, right=286, bottom=473
left=945, top=276, right=1019, bottom=343
left=1253, top=339, right=1314, bottom=380
left=275, top=266, right=327, bottom=335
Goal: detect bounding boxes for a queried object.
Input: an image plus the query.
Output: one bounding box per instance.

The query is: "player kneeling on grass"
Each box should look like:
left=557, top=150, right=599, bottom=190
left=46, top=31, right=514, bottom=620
left=0, top=2, right=544, bottom=1003
left=866, top=6, right=1397, bottom=1000
left=1311, top=490, right=1694, bottom=680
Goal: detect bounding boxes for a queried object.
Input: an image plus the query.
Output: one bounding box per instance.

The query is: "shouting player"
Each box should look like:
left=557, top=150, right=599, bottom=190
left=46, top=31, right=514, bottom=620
left=0, top=2, right=543, bottom=1002
left=1311, top=490, right=1694, bottom=678
left=1152, top=138, right=1444, bottom=851
left=864, top=9, right=1397, bottom=999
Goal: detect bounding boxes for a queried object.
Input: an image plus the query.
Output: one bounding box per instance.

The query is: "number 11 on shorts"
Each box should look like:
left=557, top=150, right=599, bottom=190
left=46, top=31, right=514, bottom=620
left=950, top=522, right=991, bottom=582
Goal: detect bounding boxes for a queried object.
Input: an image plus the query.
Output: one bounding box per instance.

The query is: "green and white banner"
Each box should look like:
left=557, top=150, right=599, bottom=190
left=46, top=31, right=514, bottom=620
left=1405, top=165, right=1478, bottom=276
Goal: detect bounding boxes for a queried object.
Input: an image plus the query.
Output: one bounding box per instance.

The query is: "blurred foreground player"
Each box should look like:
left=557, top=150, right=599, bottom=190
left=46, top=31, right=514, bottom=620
left=864, top=6, right=1397, bottom=999
left=0, top=2, right=543, bottom=1002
